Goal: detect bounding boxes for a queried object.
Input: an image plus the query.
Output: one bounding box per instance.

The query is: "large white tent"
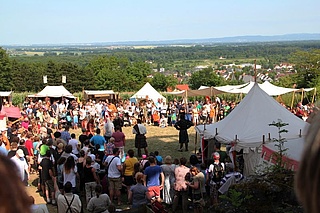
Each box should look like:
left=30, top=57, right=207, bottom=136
left=130, top=82, right=166, bottom=103
left=196, top=83, right=308, bottom=175
left=35, top=85, right=75, bottom=98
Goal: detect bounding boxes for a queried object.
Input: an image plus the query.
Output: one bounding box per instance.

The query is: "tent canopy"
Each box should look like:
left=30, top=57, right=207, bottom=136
left=0, top=91, right=12, bottom=97
left=34, top=86, right=75, bottom=98
left=84, top=90, right=115, bottom=96
left=130, top=83, right=166, bottom=103
left=2, top=107, right=21, bottom=118
left=196, top=83, right=308, bottom=150
left=262, top=137, right=304, bottom=171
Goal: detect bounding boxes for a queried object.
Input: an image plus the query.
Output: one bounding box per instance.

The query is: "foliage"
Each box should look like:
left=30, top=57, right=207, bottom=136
left=0, top=48, right=13, bottom=90
left=220, top=189, right=253, bottom=208
left=269, top=119, right=289, bottom=171
left=151, top=73, right=178, bottom=91
left=188, top=67, right=225, bottom=89
left=291, top=49, right=320, bottom=89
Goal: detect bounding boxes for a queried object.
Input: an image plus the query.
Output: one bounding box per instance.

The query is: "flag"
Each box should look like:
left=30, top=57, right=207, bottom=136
left=43, top=75, right=47, bottom=84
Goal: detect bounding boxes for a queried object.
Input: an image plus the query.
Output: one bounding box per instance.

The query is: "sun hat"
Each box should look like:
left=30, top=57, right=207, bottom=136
left=16, top=149, right=24, bottom=158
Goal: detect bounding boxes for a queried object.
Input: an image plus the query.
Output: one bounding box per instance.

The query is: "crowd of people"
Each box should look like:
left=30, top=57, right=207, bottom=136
left=0, top=94, right=316, bottom=213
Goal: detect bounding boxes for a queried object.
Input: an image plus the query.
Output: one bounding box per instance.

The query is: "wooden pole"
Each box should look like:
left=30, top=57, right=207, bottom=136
left=194, top=131, right=198, bottom=154
left=301, top=89, right=304, bottom=103
left=290, top=91, right=295, bottom=110
left=254, top=59, right=257, bottom=83
left=312, top=88, right=316, bottom=104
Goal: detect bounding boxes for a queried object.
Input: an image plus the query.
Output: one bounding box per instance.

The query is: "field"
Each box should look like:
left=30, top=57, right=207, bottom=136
left=27, top=125, right=198, bottom=212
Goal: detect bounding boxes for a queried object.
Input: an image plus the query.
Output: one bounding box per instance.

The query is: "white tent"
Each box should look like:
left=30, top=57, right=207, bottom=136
left=261, top=137, right=304, bottom=171
left=130, top=82, right=166, bottom=103
left=35, top=85, right=75, bottom=98
left=196, top=83, right=308, bottom=175
left=258, top=81, right=298, bottom=96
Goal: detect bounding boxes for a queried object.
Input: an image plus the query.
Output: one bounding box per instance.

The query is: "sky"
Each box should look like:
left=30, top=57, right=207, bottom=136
left=1, top=0, right=320, bottom=45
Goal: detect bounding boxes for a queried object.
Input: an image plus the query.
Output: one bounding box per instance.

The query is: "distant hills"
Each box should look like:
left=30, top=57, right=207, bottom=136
left=93, top=33, right=320, bottom=46
left=4, top=33, right=320, bottom=47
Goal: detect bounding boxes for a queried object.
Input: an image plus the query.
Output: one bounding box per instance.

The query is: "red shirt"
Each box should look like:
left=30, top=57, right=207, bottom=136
left=112, top=131, right=125, bottom=148
left=25, top=139, right=34, bottom=156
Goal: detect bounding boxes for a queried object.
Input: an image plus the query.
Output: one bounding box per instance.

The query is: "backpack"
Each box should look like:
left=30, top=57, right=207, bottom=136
left=211, top=163, right=224, bottom=183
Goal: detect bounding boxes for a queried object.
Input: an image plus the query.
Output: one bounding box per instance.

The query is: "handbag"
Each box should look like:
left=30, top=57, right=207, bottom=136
left=101, top=156, right=116, bottom=193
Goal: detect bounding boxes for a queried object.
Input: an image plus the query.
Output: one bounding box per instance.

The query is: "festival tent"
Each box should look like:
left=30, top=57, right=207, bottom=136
left=261, top=137, right=303, bottom=171
left=34, top=86, right=75, bottom=98
left=2, top=107, right=21, bottom=119
left=259, top=81, right=298, bottom=96
left=83, top=90, right=118, bottom=102
left=195, top=83, right=308, bottom=175
left=130, top=82, right=166, bottom=103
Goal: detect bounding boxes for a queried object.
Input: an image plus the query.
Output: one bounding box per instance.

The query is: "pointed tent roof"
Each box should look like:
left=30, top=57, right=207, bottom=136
left=36, top=85, right=75, bottom=98
left=130, top=82, right=166, bottom=103
left=196, top=83, right=308, bottom=150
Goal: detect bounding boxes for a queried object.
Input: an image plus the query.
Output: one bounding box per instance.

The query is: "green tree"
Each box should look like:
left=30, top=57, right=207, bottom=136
left=0, top=48, right=12, bottom=90
left=188, top=67, right=225, bottom=89
left=291, top=50, right=320, bottom=88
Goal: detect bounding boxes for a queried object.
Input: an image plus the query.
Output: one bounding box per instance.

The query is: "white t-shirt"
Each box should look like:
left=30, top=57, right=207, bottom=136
left=105, top=155, right=121, bottom=178
left=63, top=166, right=78, bottom=187
left=69, top=139, right=79, bottom=155
left=11, top=156, right=28, bottom=181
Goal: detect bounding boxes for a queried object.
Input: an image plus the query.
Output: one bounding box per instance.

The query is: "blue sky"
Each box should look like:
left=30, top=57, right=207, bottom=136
left=1, top=0, right=319, bottom=45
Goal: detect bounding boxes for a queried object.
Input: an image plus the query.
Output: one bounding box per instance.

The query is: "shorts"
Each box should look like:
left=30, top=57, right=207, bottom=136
left=147, top=185, right=161, bottom=198
left=123, top=175, right=135, bottom=186
left=45, top=179, right=54, bottom=193
left=210, top=183, right=219, bottom=199
left=108, top=177, right=122, bottom=190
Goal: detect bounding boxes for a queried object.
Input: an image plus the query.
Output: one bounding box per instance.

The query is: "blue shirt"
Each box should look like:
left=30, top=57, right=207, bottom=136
left=61, top=131, right=71, bottom=143
left=144, top=165, right=162, bottom=187
left=90, top=135, right=106, bottom=151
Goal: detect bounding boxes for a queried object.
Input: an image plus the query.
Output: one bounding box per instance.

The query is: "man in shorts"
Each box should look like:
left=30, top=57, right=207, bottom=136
left=105, top=148, right=122, bottom=205
left=143, top=156, right=164, bottom=202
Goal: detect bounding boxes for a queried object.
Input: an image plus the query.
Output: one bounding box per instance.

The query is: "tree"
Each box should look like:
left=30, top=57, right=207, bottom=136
left=0, top=48, right=12, bottom=90
left=291, top=50, right=320, bottom=88
left=188, top=67, right=225, bottom=89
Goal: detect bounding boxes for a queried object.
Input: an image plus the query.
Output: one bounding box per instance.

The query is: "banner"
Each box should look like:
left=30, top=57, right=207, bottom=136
left=43, top=75, right=47, bottom=84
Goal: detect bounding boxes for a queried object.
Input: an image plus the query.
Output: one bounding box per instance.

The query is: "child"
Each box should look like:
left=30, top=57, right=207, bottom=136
left=104, top=137, right=115, bottom=157
left=171, top=113, right=177, bottom=125
left=140, top=154, right=148, bottom=169
left=154, top=151, right=163, bottom=165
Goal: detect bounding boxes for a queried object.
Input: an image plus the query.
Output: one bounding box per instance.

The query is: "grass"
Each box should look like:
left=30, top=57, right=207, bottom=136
left=28, top=125, right=199, bottom=212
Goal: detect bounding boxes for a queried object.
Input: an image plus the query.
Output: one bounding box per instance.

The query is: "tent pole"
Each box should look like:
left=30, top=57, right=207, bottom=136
left=232, top=137, right=237, bottom=171
left=268, top=133, right=271, bottom=141
left=194, top=131, right=198, bottom=154
left=312, top=88, right=316, bottom=104
left=301, top=89, right=304, bottom=103
left=290, top=91, right=295, bottom=110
